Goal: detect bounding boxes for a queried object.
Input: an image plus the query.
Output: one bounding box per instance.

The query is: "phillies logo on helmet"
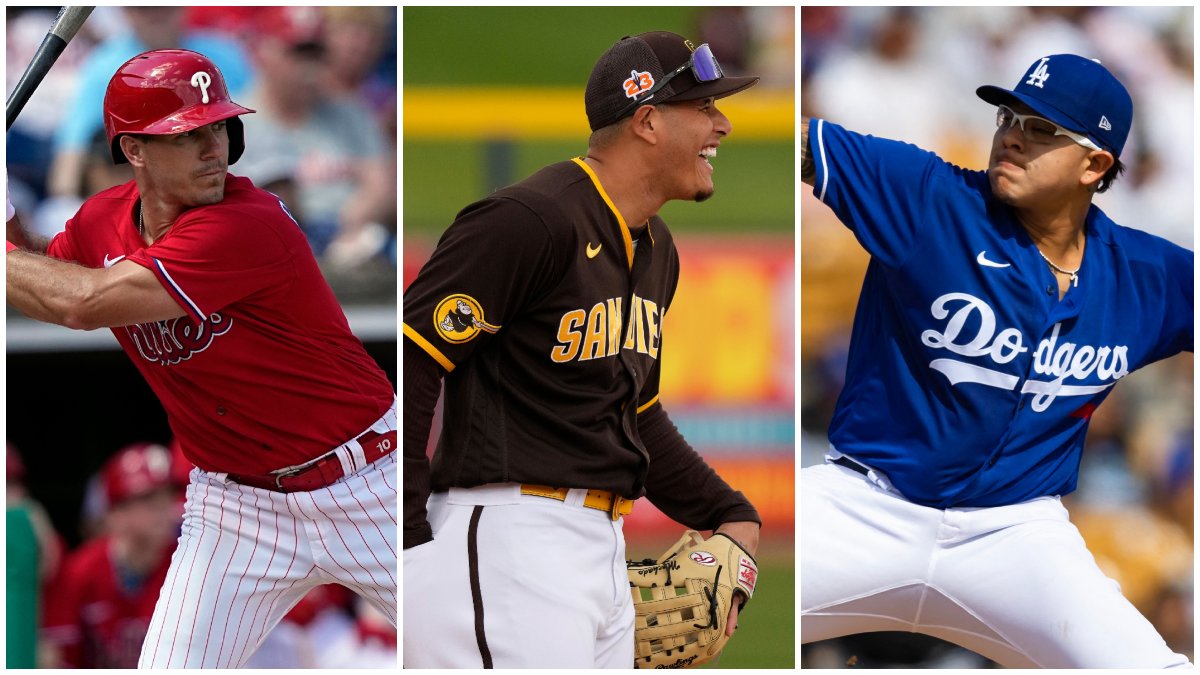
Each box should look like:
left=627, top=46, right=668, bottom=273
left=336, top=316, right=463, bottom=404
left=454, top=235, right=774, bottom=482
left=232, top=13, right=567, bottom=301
left=103, top=49, right=256, bottom=165
left=190, top=71, right=212, bottom=104
left=689, top=551, right=717, bottom=566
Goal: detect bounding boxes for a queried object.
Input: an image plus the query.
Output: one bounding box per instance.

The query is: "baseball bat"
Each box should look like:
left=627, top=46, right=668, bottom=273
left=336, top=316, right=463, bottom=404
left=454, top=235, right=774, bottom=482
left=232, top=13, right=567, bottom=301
left=6, top=6, right=94, bottom=131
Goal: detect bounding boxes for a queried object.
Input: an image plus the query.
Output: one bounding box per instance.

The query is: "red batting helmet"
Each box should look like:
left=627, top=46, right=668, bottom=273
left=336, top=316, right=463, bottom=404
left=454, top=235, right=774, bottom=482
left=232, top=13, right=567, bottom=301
left=103, top=49, right=255, bottom=165
left=102, top=442, right=177, bottom=506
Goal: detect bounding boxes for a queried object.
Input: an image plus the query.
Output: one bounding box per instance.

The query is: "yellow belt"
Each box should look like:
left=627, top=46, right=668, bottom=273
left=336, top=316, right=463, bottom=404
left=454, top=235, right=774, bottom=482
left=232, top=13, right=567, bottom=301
left=520, top=484, right=635, bottom=520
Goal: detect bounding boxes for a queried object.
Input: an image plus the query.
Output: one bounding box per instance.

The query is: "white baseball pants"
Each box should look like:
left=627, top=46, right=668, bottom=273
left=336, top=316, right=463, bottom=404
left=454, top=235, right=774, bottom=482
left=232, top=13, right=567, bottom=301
left=801, top=462, right=1191, bottom=668
left=138, top=407, right=398, bottom=668
left=403, top=483, right=634, bottom=668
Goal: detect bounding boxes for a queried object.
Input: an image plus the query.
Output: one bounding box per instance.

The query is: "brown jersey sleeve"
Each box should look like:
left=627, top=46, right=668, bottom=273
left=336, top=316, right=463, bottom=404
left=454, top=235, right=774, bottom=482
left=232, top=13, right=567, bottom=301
left=403, top=339, right=442, bottom=549
left=638, top=400, right=761, bottom=530
left=402, top=195, right=563, bottom=371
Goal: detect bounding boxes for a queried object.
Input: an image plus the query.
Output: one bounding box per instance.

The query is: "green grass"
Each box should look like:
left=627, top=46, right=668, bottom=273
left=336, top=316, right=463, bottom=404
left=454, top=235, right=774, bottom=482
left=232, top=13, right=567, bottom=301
left=711, top=556, right=795, bottom=668
left=404, top=8, right=704, bottom=86
left=403, top=139, right=794, bottom=236
left=402, top=7, right=793, bottom=238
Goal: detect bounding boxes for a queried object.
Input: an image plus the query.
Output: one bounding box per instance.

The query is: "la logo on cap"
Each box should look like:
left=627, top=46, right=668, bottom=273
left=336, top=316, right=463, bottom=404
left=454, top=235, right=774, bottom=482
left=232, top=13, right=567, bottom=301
left=1026, top=57, right=1051, bottom=88
left=623, top=69, right=654, bottom=99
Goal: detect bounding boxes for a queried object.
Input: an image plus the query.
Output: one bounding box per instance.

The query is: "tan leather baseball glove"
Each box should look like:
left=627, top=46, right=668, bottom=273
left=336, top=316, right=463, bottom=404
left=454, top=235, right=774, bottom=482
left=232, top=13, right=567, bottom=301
left=627, top=530, right=758, bottom=668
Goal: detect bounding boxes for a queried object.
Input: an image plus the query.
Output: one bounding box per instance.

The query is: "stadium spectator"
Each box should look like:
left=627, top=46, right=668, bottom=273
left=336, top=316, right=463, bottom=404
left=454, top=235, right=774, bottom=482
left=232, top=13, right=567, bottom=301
left=322, top=7, right=396, bottom=127
left=41, top=443, right=184, bottom=669
left=235, top=7, right=394, bottom=269
left=6, top=8, right=100, bottom=195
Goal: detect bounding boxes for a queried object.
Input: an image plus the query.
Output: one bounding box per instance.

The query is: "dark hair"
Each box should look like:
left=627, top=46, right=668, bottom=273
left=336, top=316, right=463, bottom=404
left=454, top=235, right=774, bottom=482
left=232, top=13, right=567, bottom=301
left=1095, top=156, right=1125, bottom=193
left=587, top=121, right=623, bottom=149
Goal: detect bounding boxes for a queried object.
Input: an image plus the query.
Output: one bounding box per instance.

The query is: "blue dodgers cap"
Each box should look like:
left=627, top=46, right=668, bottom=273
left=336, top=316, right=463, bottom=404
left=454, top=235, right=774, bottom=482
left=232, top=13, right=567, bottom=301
left=977, top=54, right=1133, bottom=157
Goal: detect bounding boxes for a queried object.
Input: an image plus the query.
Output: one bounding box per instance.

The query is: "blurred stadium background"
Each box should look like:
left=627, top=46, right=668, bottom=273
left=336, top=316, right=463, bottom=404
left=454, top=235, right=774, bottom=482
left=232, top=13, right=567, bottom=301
left=403, top=6, right=795, bottom=669
left=6, top=6, right=396, bottom=668
left=800, top=7, right=1193, bottom=668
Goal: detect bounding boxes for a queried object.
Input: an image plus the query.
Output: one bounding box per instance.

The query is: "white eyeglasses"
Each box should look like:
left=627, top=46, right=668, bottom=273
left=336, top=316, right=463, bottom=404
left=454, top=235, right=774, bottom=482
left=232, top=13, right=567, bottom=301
left=995, top=104, right=1102, bottom=152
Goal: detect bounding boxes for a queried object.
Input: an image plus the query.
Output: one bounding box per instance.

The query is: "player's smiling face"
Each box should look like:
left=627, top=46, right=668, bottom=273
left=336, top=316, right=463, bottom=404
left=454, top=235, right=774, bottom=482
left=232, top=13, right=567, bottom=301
left=657, top=97, right=731, bottom=203
left=986, top=103, right=1101, bottom=209
left=133, top=120, right=231, bottom=208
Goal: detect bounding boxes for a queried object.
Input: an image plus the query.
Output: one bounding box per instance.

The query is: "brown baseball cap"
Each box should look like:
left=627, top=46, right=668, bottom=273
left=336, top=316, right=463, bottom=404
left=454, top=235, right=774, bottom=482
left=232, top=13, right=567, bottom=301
left=585, top=31, right=759, bottom=131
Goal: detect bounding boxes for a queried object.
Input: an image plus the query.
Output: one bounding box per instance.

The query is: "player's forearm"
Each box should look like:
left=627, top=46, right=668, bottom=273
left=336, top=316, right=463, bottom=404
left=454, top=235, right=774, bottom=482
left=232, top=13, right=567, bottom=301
left=638, top=403, right=762, bottom=530
left=403, top=338, right=443, bottom=548
left=800, top=117, right=815, bottom=187
left=6, top=251, right=106, bottom=329
left=5, top=253, right=182, bottom=330
left=715, top=520, right=760, bottom=557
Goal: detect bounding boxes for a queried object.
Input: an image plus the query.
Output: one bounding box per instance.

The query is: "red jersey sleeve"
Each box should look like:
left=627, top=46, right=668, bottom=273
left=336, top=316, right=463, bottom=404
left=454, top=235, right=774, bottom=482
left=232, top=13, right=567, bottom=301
left=41, top=181, right=138, bottom=267
left=45, top=220, right=81, bottom=262
left=126, top=194, right=298, bottom=323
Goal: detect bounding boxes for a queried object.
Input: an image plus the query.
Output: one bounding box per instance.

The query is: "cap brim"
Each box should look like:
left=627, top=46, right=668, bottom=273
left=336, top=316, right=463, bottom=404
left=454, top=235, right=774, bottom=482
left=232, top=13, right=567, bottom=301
left=976, top=85, right=1088, bottom=134
left=666, top=75, right=760, bottom=103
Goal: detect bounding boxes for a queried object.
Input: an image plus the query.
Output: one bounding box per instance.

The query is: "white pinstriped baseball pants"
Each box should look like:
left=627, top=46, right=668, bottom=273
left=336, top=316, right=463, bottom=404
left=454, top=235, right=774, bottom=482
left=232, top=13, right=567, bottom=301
left=138, top=407, right=398, bottom=669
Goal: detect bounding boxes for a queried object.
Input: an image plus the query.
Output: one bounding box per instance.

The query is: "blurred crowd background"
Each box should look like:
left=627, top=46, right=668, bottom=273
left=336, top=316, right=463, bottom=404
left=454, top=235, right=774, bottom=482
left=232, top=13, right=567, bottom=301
left=403, top=6, right=794, bottom=668
left=801, top=6, right=1193, bottom=667
left=6, top=6, right=396, bottom=668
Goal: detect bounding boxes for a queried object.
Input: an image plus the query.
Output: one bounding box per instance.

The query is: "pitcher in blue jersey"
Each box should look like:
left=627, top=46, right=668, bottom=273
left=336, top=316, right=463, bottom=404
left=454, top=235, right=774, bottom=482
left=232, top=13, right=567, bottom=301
left=800, top=54, right=1192, bottom=667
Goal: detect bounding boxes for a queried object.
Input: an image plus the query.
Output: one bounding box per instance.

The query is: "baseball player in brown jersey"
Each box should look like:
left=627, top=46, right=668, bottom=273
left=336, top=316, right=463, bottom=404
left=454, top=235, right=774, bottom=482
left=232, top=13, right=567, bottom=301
left=403, top=32, right=762, bottom=668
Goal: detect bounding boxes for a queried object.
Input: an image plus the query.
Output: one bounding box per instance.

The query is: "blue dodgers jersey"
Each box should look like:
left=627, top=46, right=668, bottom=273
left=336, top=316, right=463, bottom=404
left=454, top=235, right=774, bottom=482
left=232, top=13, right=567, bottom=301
left=810, top=119, right=1193, bottom=508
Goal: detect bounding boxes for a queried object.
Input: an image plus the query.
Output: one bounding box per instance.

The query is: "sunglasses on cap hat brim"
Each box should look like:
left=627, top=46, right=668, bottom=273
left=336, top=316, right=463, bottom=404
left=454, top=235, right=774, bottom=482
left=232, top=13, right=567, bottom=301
left=613, top=43, right=724, bottom=120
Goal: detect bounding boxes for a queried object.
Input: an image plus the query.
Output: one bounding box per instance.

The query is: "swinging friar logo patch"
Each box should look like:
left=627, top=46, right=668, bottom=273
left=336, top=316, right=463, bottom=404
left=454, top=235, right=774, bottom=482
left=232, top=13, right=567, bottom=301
left=433, top=294, right=500, bottom=344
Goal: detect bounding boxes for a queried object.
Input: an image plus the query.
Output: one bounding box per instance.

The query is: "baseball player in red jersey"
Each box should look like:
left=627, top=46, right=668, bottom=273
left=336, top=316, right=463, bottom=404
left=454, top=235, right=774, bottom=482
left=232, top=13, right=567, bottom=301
left=42, top=443, right=183, bottom=668
left=404, top=32, right=761, bottom=667
left=5, top=49, right=397, bottom=668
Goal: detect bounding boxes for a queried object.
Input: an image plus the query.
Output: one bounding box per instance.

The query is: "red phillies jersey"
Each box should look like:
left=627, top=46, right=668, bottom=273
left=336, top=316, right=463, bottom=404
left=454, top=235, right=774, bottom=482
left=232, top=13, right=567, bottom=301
left=41, top=536, right=172, bottom=668
left=47, top=175, right=394, bottom=474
